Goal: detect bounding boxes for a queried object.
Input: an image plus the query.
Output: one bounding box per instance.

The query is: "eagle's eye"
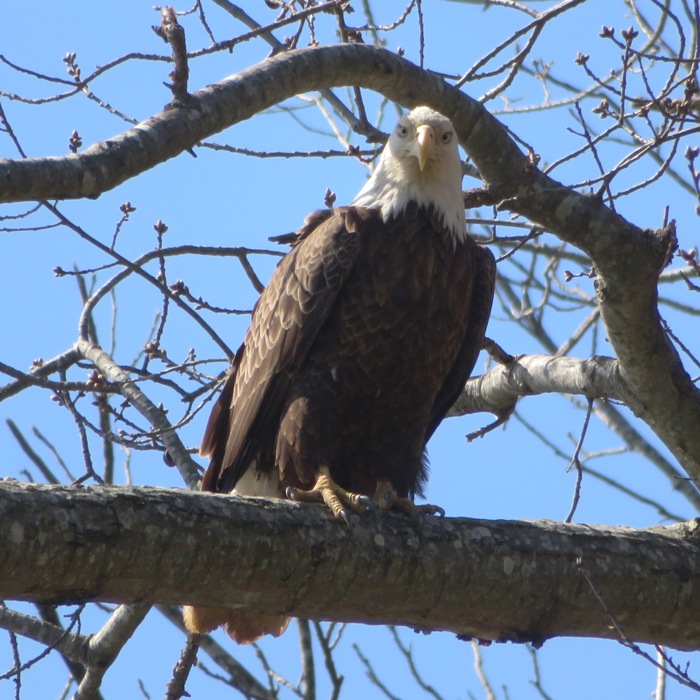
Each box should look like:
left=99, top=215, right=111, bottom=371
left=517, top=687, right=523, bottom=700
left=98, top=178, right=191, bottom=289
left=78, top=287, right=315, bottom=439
left=397, top=124, right=409, bottom=138
left=441, top=131, right=453, bottom=144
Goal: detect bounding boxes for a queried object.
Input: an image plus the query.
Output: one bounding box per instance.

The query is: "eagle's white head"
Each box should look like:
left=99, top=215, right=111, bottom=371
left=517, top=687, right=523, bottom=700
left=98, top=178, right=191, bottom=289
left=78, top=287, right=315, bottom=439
left=351, top=106, right=466, bottom=243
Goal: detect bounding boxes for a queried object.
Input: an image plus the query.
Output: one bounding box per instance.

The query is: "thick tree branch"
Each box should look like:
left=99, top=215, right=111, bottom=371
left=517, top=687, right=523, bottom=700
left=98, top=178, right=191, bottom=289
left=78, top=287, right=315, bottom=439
left=451, top=354, right=626, bottom=417
left=1, top=482, right=699, bottom=650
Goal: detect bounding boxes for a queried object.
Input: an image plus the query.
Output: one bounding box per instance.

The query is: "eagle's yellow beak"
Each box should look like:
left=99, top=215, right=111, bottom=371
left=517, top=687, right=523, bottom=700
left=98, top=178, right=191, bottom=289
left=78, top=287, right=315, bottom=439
left=415, top=124, right=435, bottom=171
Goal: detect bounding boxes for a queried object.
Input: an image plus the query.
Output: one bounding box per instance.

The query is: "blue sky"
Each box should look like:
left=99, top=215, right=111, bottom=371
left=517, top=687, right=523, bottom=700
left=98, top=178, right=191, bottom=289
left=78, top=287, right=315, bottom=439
left=1, top=1, right=699, bottom=698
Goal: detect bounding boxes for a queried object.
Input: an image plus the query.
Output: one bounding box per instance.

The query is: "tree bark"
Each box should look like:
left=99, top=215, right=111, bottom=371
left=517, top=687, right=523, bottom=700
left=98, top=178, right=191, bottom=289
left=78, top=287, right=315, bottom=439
left=451, top=354, right=626, bottom=416
left=2, top=481, right=699, bottom=650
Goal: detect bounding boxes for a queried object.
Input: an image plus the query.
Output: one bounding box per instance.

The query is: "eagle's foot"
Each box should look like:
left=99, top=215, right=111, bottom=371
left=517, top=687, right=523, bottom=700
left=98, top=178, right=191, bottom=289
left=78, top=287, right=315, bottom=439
left=373, top=479, right=445, bottom=520
left=286, top=466, right=371, bottom=524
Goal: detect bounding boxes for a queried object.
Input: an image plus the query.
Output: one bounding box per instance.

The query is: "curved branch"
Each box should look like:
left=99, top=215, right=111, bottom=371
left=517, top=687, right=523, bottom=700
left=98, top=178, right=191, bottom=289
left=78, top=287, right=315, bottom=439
left=0, top=44, right=698, bottom=479
left=1, top=482, right=699, bottom=650
left=0, top=44, right=536, bottom=203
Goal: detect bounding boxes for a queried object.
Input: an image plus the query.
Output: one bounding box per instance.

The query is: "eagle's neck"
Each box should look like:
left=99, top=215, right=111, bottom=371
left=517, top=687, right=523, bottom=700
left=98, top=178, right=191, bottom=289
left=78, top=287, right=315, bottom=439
left=351, top=152, right=466, bottom=245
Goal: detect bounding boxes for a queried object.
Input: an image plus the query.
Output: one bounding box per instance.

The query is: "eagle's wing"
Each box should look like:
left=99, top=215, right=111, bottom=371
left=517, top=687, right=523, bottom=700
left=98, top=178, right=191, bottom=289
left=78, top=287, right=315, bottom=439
left=426, top=243, right=496, bottom=442
left=200, top=208, right=363, bottom=494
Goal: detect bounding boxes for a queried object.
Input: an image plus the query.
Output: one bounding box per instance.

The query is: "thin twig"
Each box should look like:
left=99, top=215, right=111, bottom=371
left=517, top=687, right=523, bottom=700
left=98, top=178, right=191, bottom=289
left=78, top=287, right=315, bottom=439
left=564, top=398, right=593, bottom=523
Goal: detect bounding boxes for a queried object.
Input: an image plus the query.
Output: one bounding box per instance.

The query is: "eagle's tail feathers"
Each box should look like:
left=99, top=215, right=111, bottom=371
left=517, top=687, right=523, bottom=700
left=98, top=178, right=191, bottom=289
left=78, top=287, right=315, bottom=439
left=182, top=604, right=290, bottom=645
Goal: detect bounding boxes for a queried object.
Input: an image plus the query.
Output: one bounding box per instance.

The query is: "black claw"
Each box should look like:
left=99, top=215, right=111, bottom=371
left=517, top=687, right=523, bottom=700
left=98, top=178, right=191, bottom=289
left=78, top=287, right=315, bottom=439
left=285, top=486, right=297, bottom=500
left=339, top=509, right=352, bottom=528
left=358, top=495, right=374, bottom=511
left=415, top=505, right=445, bottom=528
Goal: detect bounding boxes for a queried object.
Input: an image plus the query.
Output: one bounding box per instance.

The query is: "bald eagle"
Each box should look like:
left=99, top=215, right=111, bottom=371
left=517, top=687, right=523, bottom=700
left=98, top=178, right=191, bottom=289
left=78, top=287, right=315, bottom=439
left=183, top=106, right=496, bottom=643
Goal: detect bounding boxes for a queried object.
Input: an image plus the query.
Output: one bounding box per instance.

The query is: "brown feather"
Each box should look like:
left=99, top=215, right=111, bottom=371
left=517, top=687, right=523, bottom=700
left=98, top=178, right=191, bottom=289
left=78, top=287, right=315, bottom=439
left=200, top=202, right=493, bottom=500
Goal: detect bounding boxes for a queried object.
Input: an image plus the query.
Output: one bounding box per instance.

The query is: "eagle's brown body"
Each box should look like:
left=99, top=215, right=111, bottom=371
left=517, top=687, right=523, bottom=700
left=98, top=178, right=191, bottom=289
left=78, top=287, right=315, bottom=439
left=202, top=202, right=494, bottom=502
left=183, top=107, right=496, bottom=644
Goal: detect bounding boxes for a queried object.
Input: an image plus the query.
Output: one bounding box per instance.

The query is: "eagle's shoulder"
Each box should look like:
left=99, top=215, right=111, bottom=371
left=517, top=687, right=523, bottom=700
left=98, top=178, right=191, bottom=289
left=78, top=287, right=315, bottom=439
left=269, top=206, right=380, bottom=248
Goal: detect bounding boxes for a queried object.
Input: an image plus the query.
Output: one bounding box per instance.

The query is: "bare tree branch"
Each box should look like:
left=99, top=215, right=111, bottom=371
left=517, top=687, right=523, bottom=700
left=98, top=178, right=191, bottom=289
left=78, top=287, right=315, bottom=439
left=75, top=338, right=200, bottom=489
left=1, top=482, right=699, bottom=651
left=450, top=354, right=626, bottom=417
left=74, top=604, right=150, bottom=699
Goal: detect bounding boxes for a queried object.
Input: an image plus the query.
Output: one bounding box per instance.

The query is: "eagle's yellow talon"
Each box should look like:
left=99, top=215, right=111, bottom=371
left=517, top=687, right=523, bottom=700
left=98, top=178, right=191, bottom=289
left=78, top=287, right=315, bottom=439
left=373, top=478, right=445, bottom=519
left=286, top=466, right=370, bottom=522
